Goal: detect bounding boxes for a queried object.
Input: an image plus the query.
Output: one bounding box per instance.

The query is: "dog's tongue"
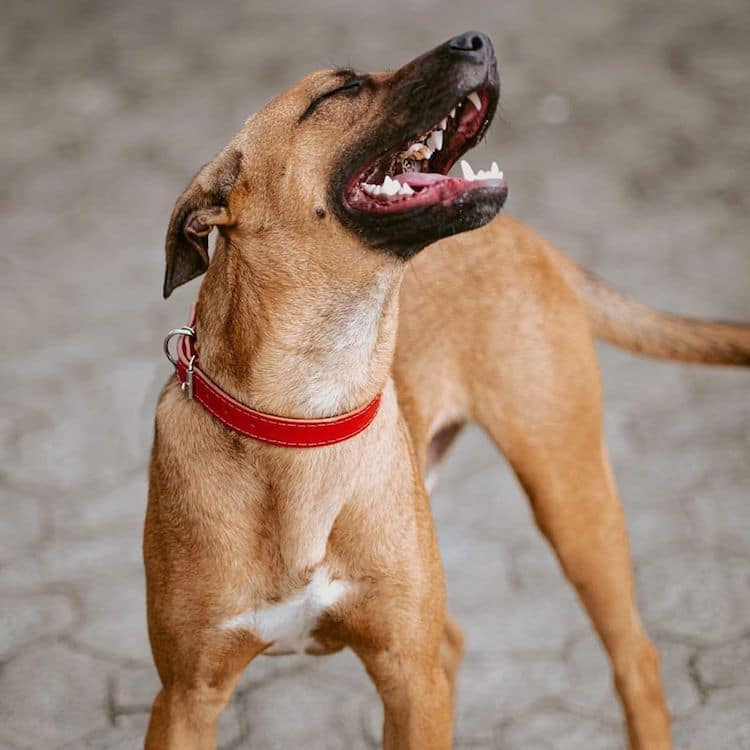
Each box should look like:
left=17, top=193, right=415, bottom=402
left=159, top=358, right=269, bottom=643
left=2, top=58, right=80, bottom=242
left=392, top=172, right=449, bottom=188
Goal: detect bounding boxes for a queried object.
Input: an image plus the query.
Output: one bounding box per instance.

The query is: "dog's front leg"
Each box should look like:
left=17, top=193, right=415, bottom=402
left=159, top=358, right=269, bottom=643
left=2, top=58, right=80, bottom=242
left=357, top=643, right=453, bottom=750
left=144, top=625, right=264, bottom=750
left=145, top=683, right=231, bottom=750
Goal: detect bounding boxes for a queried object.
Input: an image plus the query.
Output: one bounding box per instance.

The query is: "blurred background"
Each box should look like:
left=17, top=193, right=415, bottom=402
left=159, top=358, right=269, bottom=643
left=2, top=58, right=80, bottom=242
left=1, top=1, right=749, bottom=748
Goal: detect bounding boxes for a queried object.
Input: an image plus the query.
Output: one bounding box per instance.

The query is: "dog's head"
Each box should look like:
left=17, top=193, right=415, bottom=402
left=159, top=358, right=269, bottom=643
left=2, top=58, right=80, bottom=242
left=164, top=31, right=507, bottom=298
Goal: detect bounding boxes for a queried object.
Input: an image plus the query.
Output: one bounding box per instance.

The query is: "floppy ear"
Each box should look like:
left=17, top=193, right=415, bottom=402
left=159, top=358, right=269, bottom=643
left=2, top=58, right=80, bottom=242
left=163, top=149, right=242, bottom=298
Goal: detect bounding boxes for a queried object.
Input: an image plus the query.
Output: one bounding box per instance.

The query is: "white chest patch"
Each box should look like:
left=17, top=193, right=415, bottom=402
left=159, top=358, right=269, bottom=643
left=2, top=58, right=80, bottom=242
left=221, top=566, right=351, bottom=655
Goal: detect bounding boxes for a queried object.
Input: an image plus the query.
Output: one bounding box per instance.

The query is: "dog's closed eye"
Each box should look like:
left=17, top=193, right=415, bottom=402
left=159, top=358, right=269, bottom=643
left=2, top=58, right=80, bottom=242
left=299, top=77, right=365, bottom=122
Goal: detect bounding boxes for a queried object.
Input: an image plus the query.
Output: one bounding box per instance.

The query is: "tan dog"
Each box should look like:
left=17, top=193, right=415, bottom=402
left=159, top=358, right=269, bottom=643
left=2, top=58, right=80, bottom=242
left=145, top=32, right=504, bottom=750
left=145, top=31, right=750, bottom=750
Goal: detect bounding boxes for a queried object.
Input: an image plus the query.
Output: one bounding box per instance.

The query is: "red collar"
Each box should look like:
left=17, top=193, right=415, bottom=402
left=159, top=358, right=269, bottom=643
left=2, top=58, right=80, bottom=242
left=163, top=310, right=381, bottom=448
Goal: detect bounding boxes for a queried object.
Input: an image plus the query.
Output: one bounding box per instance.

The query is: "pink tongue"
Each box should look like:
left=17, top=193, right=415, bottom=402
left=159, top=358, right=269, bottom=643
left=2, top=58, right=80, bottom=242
left=392, top=172, right=448, bottom=188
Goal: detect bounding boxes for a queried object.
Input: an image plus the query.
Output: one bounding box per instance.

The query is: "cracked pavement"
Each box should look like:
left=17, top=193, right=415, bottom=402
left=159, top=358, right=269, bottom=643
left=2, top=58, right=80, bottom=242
left=1, top=0, right=748, bottom=747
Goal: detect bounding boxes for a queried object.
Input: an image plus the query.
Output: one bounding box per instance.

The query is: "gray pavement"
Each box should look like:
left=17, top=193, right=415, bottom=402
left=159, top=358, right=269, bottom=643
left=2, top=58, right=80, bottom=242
left=1, top=0, right=749, bottom=747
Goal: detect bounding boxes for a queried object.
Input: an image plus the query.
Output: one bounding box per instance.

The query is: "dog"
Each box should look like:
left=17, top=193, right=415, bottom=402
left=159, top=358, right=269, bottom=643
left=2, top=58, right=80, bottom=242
left=145, top=31, right=750, bottom=750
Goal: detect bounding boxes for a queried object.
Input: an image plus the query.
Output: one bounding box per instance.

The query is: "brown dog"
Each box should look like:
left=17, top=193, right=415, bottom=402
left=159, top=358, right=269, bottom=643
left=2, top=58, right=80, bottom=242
left=145, top=31, right=750, bottom=750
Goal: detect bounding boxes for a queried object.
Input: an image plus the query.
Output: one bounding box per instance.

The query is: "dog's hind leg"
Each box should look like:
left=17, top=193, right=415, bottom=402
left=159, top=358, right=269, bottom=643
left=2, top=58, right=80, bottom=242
left=476, top=333, right=672, bottom=749
left=507, top=435, right=671, bottom=749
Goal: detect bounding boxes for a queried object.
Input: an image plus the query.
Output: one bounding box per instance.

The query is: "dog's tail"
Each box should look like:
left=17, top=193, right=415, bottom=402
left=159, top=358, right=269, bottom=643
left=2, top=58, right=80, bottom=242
left=558, top=257, right=750, bottom=366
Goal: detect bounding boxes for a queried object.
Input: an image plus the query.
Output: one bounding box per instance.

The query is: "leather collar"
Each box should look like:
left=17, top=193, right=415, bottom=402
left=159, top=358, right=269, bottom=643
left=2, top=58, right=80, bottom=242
left=163, top=309, right=382, bottom=448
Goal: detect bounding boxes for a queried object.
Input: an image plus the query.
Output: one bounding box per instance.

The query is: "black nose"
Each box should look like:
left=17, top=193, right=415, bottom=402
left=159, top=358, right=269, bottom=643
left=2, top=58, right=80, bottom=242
left=447, top=31, right=491, bottom=62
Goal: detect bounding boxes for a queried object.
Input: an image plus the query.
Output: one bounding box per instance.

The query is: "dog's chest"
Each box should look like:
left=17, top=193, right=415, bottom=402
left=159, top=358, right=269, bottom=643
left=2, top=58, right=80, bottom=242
left=221, top=566, right=351, bottom=655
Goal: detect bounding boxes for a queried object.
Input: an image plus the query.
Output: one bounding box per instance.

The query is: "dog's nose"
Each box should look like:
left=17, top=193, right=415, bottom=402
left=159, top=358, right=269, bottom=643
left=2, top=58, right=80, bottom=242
left=447, top=31, right=492, bottom=62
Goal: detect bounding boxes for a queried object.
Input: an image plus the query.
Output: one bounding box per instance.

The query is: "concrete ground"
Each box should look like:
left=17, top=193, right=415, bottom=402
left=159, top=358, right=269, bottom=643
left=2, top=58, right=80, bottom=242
left=1, top=0, right=749, bottom=747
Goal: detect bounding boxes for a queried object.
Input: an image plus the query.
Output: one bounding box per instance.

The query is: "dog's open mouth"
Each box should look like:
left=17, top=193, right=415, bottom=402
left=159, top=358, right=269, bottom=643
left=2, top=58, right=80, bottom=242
left=331, top=32, right=506, bottom=256
left=344, top=88, right=505, bottom=214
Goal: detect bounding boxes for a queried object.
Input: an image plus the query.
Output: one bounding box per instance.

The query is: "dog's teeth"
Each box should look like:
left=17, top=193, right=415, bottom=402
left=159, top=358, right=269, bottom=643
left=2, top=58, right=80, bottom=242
left=403, top=140, right=438, bottom=161
left=381, top=176, right=402, bottom=196
left=439, top=117, right=448, bottom=130
left=460, top=160, right=475, bottom=181
left=458, top=160, right=503, bottom=184
left=449, top=107, right=457, bottom=119
left=468, top=92, right=481, bottom=111
left=363, top=183, right=382, bottom=196
left=398, top=183, right=415, bottom=196
left=490, top=162, right=503, bottom=179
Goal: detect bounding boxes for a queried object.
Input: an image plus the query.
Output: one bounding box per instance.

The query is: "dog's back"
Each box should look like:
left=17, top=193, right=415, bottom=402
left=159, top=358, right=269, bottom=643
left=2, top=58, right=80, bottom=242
left=394, top=214, right=750, bottom=468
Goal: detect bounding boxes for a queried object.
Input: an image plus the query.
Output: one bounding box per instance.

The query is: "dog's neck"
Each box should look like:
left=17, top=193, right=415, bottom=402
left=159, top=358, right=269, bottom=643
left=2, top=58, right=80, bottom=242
left=194, top=235, right=404, bottom=419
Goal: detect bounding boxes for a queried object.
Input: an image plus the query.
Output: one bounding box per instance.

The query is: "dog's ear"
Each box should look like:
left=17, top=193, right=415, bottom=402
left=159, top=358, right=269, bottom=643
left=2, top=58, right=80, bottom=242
left=163, top=149, right=242, bottom=298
